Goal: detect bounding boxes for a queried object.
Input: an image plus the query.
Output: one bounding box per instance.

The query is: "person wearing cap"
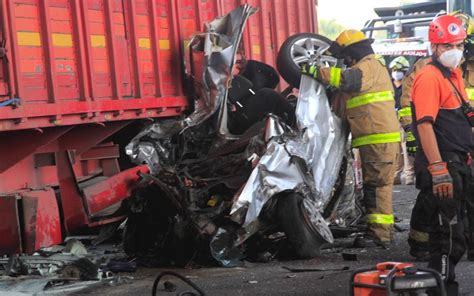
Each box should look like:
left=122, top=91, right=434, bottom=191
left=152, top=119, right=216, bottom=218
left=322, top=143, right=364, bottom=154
left=410, top=15, right=473, bottom=294
left=389, top=56, right=415, bottom=186
left=302, top=29, right=400, bottom=248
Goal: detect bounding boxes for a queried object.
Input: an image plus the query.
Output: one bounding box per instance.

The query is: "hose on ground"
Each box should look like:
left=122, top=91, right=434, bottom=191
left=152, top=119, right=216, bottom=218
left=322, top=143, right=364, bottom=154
left=152, top=271, right=206, bottom=296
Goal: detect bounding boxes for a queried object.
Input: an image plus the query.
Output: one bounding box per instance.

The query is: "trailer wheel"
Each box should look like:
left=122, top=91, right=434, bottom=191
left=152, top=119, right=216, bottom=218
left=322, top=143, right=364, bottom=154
left=277, top=193, right=329, bottom=259
left=277, top=33, right=337, bottom=88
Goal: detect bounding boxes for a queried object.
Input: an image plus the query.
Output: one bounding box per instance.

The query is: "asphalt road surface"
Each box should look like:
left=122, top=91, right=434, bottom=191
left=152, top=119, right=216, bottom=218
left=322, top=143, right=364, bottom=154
left=79, top=185, right=474, bottom=295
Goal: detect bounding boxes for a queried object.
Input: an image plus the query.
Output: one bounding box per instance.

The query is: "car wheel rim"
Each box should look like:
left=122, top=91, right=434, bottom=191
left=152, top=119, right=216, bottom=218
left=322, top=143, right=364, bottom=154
left=301, top=198, right=334, bottom=243
left=290, top=37, right=337, bottom=67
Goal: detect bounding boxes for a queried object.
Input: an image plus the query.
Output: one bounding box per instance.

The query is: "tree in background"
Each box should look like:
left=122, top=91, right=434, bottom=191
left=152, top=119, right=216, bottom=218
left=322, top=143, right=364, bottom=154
left=318, top=19, right=346, bottom=39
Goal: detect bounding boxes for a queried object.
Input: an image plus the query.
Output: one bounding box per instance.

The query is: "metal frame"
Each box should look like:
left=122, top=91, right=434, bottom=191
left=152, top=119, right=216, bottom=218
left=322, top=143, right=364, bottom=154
left=362, top=12, right=440, bottom=38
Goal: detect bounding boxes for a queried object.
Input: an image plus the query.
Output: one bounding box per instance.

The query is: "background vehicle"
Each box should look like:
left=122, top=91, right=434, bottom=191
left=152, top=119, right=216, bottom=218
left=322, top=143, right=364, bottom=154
left=363, top=1, right=444, bottom=66
left=0, top=0, right=318, bottom=255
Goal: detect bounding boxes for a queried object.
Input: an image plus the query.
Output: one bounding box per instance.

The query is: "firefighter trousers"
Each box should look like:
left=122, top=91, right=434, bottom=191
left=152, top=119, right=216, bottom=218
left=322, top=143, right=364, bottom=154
left=359, top=142, right=399, bottom=242
left=410, top=153, right=469, bottom=293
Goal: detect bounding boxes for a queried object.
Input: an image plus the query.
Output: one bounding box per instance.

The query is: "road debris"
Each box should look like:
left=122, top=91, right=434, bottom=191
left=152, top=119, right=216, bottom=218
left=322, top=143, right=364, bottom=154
left=0, top=238, right=134, bottom=295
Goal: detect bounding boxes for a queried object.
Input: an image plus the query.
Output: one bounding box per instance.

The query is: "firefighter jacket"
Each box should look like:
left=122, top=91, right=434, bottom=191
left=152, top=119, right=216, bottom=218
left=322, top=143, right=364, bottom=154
left=398, top=57, right=431, bottom=129
left=464, top=60, right=474, bottom=106
left=320, top=54, right=401, bottom=148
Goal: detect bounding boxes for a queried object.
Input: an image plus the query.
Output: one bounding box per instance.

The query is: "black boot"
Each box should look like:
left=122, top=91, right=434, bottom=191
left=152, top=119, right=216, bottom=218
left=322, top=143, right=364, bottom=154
left=353, top=235, right=389, bottom=248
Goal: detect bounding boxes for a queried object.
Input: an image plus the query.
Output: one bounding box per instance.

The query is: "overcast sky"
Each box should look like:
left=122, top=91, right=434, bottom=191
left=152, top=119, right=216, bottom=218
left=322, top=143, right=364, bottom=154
left=318, top=0, right=404, bottom=29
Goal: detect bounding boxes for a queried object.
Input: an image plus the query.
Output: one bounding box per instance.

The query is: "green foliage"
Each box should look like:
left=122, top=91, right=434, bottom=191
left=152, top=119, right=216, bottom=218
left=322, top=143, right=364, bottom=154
left=318, top=19, right=346, bottom=39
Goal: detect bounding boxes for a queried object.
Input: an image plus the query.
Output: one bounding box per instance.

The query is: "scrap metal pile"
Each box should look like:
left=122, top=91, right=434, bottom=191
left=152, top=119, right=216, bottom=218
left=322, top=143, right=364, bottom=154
left=124, top=5, right=363, bottom=268
left=0, top=238, right=135, bottom=295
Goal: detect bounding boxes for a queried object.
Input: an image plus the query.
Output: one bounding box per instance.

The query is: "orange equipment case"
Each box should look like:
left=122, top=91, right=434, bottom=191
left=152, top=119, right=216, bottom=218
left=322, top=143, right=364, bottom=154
left=350, top=262, right=445, bottom=296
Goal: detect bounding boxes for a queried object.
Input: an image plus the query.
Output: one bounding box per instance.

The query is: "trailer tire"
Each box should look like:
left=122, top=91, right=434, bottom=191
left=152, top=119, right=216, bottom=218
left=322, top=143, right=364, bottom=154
left=277, top=33, right=334, bottom=88
left=277, top=193, right=325, bottom=259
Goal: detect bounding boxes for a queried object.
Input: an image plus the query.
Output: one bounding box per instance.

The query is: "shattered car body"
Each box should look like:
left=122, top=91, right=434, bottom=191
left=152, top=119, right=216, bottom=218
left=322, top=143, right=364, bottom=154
left=124, top=5, right=363, bottom=266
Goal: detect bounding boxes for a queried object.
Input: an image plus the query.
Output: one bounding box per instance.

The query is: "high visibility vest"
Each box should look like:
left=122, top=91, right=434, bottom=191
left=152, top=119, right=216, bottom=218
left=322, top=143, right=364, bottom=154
left=346, top=91, right=401, bottom=148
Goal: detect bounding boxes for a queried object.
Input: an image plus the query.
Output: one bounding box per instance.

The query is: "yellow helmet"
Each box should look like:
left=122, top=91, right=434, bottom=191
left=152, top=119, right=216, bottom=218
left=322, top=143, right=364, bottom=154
left=449, top=10, right=474, bottom=35
left=389, top=56, right=410, bottom=71
left=335, top=29, right=369, bottom=47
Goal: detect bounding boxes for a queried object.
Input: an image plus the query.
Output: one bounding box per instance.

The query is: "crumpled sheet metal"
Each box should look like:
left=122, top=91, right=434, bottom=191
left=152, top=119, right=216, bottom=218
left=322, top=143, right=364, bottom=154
left=333, top=156, right=363, bottom=226
left=125, top=5, right=256, bottom=172
left=186, top=4, right=257, bottom=135
left=301, top=198, right=334, bottom=243
left=0, top=276, right=131, bottom=296
left=231, top=76, right=347, bottom=226
left=287, top=76, right=348, bottom=206
left=0, top=245, right=131, bottom=295
left=230, top=139, right=307, bottom=226
left=125, top=119, right=183, bottom=173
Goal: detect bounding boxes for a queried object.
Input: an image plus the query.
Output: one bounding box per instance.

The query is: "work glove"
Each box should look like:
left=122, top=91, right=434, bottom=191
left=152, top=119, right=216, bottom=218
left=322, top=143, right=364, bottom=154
left=427, top=161, right=453, bottom=200
left=301, top=63, right=320, bottom=80
left=404, top=126, right=418, bottom=156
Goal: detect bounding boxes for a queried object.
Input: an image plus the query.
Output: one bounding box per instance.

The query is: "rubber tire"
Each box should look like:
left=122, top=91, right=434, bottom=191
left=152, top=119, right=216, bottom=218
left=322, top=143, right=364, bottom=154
left=277, top=193, right=326, bottom=259
left=277, top=33, right=332, bottom=88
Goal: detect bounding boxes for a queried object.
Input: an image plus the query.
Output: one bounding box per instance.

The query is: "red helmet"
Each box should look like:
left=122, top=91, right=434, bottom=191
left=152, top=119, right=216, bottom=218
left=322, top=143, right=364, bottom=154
left=429, top=15, right=467, bottom=44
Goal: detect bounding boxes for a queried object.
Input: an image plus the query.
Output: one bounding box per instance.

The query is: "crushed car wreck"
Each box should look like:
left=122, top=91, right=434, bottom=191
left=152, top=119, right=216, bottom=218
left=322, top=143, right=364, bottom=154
left=124, top=5, right=364, bottom=268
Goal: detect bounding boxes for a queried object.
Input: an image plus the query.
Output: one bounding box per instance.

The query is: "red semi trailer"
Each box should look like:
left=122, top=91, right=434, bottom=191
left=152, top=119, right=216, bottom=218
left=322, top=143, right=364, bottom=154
left=0, top=0, right=317, bottom=255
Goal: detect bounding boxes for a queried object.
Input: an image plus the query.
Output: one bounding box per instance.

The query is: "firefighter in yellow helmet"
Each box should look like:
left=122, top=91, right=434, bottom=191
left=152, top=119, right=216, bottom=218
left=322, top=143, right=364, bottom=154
left=302, top=29, right=400, bottom=247
left=389, top=56, right=415, bottom=186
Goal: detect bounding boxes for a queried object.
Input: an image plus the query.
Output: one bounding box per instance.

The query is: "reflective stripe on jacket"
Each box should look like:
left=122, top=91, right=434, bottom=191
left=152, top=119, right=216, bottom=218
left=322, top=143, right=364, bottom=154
left=397, top=106, right=412, bottom=120
left=346, top=55, right=400, bottom=147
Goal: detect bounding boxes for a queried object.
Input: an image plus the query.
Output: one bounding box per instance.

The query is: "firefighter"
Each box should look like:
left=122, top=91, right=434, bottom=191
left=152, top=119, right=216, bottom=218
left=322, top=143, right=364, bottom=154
left=389, top=56, right=410, bottom=110
left=410, top=15, right=472, bottom=294
left=302, top=29, right=400, bottom=247
left=389, top=56, right=415, bottom=185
